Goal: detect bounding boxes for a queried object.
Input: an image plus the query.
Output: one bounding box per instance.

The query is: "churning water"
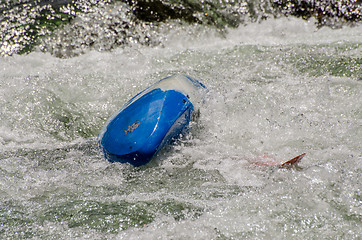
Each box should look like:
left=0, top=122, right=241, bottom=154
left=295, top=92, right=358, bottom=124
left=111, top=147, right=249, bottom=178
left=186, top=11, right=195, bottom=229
left=0, top=2, right=361, bottom=239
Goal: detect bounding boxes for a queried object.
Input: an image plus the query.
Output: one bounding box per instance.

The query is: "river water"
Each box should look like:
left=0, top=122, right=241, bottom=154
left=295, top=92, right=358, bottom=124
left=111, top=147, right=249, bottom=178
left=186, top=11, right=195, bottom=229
left=1, top=4, right=361, bottom=239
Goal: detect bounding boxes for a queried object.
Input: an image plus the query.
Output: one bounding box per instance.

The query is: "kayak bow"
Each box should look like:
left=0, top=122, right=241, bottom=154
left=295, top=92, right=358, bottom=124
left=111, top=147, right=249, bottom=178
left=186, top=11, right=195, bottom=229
left=98, top=74, right=207, bottom=166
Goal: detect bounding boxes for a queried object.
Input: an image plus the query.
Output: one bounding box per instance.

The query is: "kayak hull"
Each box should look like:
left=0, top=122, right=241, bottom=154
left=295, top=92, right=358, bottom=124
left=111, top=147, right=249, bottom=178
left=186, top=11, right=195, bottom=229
left=98, top=74, right=206, bottom=166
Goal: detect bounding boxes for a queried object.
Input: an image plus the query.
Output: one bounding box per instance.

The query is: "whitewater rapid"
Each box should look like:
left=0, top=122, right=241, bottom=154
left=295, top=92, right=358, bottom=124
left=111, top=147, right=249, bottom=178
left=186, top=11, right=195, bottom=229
left=0, top=17, right=361, bottom=239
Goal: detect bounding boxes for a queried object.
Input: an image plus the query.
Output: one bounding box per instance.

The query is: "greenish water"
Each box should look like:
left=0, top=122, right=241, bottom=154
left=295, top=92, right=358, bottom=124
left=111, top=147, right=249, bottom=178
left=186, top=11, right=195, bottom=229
left=0, top=1, right=361, bottom=239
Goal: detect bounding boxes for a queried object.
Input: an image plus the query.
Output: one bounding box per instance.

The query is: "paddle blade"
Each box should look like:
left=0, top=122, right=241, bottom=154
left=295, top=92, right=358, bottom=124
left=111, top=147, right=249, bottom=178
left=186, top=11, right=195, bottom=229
left=280, top=153, right=306, bottom=168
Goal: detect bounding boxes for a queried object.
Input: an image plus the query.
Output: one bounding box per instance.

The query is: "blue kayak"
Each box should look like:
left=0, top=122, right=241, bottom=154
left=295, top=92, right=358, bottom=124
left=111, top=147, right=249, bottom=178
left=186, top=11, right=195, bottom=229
left=98, top=74, right=207, bottom=166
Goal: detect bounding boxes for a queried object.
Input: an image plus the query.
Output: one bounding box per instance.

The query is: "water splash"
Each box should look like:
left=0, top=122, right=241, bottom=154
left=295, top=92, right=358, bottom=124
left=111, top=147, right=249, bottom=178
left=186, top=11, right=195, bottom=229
left=0, top=7, right=361, bottom=239
left=1, top=0, right=361, bottom=57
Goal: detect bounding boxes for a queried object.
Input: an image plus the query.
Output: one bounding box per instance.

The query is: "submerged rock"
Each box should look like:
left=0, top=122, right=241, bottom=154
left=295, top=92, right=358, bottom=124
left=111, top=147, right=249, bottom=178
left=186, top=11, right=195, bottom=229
left=1, top=0, right=361, bottom=57
left=272, top=0, right=362, bottom=28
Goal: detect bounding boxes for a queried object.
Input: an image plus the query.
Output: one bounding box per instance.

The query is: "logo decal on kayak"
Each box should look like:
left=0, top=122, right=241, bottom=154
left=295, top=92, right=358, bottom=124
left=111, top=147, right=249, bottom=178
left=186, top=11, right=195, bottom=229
left=124, top=121, right=140, bottom=135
